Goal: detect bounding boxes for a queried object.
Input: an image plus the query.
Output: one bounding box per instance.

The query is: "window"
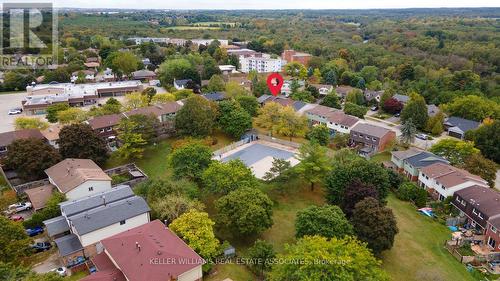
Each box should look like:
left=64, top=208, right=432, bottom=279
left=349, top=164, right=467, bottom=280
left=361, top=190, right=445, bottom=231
left=455, top=197, right=460, bottom=202
left=478, top=212, right=484, bottom=219
left=99, top=129, right=105, bottom=133
left=461, top=199, right=466, bottom=206
left=120, top=220, right=126, bottom=225
left=88, top=186, right=94, bottom=191
left=472, top=208, right=478, bottom=215
left=491, top=226, right=497, bottom=233
left=0, top=146, right=6, bottom=152
left=107, top=127, right=112, bottom=132
left=488, top=237, right=496, bottom=249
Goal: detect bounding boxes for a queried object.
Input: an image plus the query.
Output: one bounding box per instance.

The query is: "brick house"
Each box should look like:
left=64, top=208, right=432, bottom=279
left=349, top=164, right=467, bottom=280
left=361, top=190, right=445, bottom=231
left=391, top=149, right=448, bottom=181
left=349, top=123, right=396, bottom=155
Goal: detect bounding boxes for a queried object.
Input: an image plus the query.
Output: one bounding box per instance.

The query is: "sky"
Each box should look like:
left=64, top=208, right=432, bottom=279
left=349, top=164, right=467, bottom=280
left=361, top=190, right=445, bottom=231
left=38, top=0, right=500, bottom=9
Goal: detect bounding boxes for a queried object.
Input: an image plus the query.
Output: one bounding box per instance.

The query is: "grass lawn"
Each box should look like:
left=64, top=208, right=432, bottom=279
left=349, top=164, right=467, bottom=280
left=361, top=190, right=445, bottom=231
left=370, top=151, right=392, bottom=163
left=382, top=194, right=476, bottom=281
left=204, top=263, right=255, bottom=281
left=67, top=271, right=89, bottom=281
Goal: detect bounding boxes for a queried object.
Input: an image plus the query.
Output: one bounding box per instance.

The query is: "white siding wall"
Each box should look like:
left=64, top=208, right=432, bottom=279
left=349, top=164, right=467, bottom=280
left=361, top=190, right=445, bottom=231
left=178, top=265, right=203, bottom=281
left=391, top=155, right=403, bottom=169
left=65, top=180, right=112, bottom=200
left=326, top=120, right=359, bottom=134
left=418, top=171, right=488, bottom=199
left=78, top=212, right=150, bottom=247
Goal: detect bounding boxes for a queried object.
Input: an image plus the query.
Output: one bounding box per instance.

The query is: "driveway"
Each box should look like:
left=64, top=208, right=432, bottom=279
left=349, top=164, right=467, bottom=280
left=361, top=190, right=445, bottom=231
left=32, top=252, right=61, bottom=274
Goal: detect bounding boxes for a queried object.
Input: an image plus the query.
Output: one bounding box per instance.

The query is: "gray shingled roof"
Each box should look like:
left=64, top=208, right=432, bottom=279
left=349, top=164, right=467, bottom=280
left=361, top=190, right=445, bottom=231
left=202, top=92, right=226, bottom=102
left=54, top=234, right=83, bottom=256
left=69, top=196, right=150, bottom=235
left=59, top=185, right=134, bottom=217
left=405, top=151, right=448, bottom=168
left=444, top=117, right=480, bottom=133
left=44, top=215, right=70, bottom=237
left=393, top=94, right=410, bottom=103
left=257, top=95, right=272, bottom=104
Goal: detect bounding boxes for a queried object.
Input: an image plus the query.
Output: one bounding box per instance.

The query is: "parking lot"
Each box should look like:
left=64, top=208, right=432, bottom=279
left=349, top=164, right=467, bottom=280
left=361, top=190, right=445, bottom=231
left=0, top=92, right=33, bottom=133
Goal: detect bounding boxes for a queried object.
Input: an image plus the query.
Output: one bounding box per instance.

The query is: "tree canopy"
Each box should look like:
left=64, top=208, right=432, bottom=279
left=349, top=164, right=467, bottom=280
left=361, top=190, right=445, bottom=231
left=58, top=124, right=109, bottom=165
left=295, top=205, right=353, bottom=239
left=175, top=95, right=218, bottom=137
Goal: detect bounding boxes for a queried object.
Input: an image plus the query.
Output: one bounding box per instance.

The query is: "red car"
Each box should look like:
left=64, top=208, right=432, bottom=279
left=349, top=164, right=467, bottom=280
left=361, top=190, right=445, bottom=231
left=9, top=215, right=24, bottom=222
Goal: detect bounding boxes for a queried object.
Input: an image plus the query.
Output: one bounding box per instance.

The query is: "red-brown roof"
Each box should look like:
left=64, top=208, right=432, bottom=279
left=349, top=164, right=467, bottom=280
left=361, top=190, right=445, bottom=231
left=45, top=159, right=111, bottom=193
left=0, top=129, right=45, bottom=147
left=87, top=114, right=124, bottom=130
left=124, top=102, right=181, bottom=118
left=81, top=252, right=127, bottom=281
left=24, top=184, right=54, bottom=211
left=420, top=163, right=488, bottom=188
left=100, top=220, right=204, bottom=281
left=306, top=105, right=360, bottom=127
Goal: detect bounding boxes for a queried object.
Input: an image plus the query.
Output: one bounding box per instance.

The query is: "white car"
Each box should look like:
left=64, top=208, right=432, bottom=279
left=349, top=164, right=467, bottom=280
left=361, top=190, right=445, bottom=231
left=8, top=108, right=23, bottom=115
left=50, top=267, right=67, bottom=277
left=7, top=202, right=32, bottom=213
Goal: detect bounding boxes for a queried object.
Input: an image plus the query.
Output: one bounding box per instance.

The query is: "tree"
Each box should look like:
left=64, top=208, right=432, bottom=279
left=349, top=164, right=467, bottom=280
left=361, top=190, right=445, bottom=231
left=263, top=158, right=292, bottom=182
left=58, top=124, right=108, bottom=165
left=150, top=93, right=175, bottom=104
left=236, top=95, right=259, bottom=116
left=246, top=240, right=275, bottom=277
left=285, top=62, right=307, bottom=80
left=217, top=100, right=252, bottom=138
left=56, top=108, right=87, bottom=124
left=430, top=138, right=479, bottom=165
left=135, top=178, right=199, bottom=204
left=22, top=192, right=65, bottom=229
left=252, top=80, right=272, bottom=97
left=14, top=117, right=49, bottom=130
left=151, top=194, right=204, bottom=224
left=351, top=197, right=398, bottom=255
left=215, top=187, right=273, bottom=236
left=383, top=98, right=403, bottom=114
left=126, top=114, right=159, bottom=142
left=0, top=216, right=32, bottom=262
left=467, top=121, right=500, bottom=163
left=295, top=205, right=353, bottom=239
left=206, top=75, right=225, bottom=92
left=169, top=211, right=220, bottom=259
left=101, top=97, right=122, bottom=114
left=116, top=118, right=147, bottom=159
left=173, top=89, right=193, bottom=100
left=202, top=159, right=258, bottom=194
left=5, top=138, right=61, bottom=181
left=255, top=102, right=284, bottom=133
left=345, top=89, right=365, bottom=106
left=343, top=102, right=368, bottom=119
left=142, top=87, right=157, bottom=104
left=425, top=111, right=445, bottom=135
left=397, top=182, right=427, bottom=207
left=325, top=158, right=390, bottom=205
left=111, top=51, right=139, bottom=78
left=307, top=124, right=330, bottom=146
left=45, top=103, right=70, bottom=123
left=400, top=119, right=417, bottom=145
left=340, top=179, right=379, bottom=218
left=460, top=154, right=497, bottom=188
left=295, top=142, right=331, bottom=191
left=169, top=142, right=213, bottom=181
left=124, top=92, right=148, bottom=110
left=401, top=94, right=428, bottom=129
left=175, top=95, right=218, bottom=137
left=226, top=82, right=250, bottom=98
left=158, top=58, right=198, bottom=86
left=331, top=133, right=350, bottom=149
left=443, top=95, right=500, bottom=121
left=268, top=236, right=389, bottom=281
left=360, top=66, right=379, bottom=83
left=320, top=92, right=341, bottom=109
left=275, top=107, right=308, bottom=141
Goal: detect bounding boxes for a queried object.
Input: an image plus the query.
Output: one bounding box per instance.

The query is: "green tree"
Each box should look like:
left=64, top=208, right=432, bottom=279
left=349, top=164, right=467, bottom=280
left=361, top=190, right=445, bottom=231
left=467, top=121, right=500, bottom=163
left=360, top=66, right=379, bottom=83
left=14, top=117, right=49, bottom=130
left=202, top=159, right=258, bottom=194
left=206, top=75, right=225, bottom=92
left=169, top=142, right=213, bottom=181
left=5, top=138, right=61, bottom=181
left=226, top=82, right=250, bottom=98
left=173, top=89, right=193, bottom=101
left=295, top=205, right=353, bottom=239
left=175, top=95, right=218, bottom=137
left=151, top=194, right=204, bottom=224
left=116, top=118, right=147, bottom=159
left=158, top=58, right=198, bottom=86
left=151, top=93, right=175, bottom=104
left=443, top=95, right=500, bottom=121
left=307, top=124, right=330, bottom=146
left=252, top=80, right=271, bottom=97
left=290, top=90, right=314, bottom=102
left=246, top=240, right=275, bottom=277
left=255, top=102, right=282, bottom=133
left=0, top=216, right=32, bottom=262
left=236, top=95, right=259, bottom=116
left=56, top=108, right=87, bottom=125
left=263, top=158, right=292, bottom=183
left=397, top=182, right=428, bottom=207
left=460, top=154, right=497, bottom=188
left=275, top=107, right=308, bottom=141
left=320, top=92, right=341, bottom=109
left=215, top=187, right=273, bottom=236
left=430, top=138, right=479, bottom=165
left=401, top=94, right=428, bottom=129
left=343, top=102, right=368, bottom=119
left=400, top=118, right=417, bottom=145
left=351, top=197, right=398, bottom=255
left=45, top=103, right=70, bottom=123
left=169, top=210, right=220, bottom=260
left=425, top=111, right=445, bottom=135
left=345, top=89, right=365, bottom=105
left=111, top=51, right=139, bottom=78
left=217, top=100, right=252, bottom=138
left=295, top=142, right=331, bottom=191
left=268, top=236, right=388, bottom=281
left=285, top=62, right=307, bottom=80
left=127, top=114, right=159, bottom=142
left=58, top=124, right=109, bottom=165
left=124, top=92, right=149, bottom=110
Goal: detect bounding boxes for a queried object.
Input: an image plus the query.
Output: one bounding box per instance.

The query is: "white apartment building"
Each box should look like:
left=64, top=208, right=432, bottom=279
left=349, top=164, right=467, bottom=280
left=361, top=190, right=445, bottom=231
left=239, top=54, right=283, bottom=73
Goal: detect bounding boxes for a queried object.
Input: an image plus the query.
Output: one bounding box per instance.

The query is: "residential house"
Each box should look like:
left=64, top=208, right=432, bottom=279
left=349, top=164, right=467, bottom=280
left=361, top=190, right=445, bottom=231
left=391, top=149, right=448, bottom=181
left=444, top=116, right=480, bottom=139
left=281, top=50, right=312, bottom=66
left=45, top=159, right=112, bottom=200
left=40, top=124, right=63, bottom=149
left=393, top=94, right=410, bottom=105
left=427, top=104, right=439, bottom=117
left=82, top=220, right=204, bottom=281
left=310, top=84, right=333, bottom=96
left=257, top=94, right=273, bottom=105
left=364, top=90, right=383, bottom=103
left=132, top=69, right=157, bottom=81
left=44, top=185, right=151, bottom=266
left=202, top=92, right=227, bottom=102
left=219, top=65, right=238, bottom=75
left=452, top=185, right=500, bottom=234
left=349, top=123, right=396, bottom=156
left=334, top=85, right=355, bottom=99
left=281, top=80, right=305, bottom=96
left=71, top=70, right=96, bottom=83
left=419, top=163, right=489, bottom=201
left=486, top=217, right=500, bottom=252
left=174, top=79, right=192, bottom=90
left=86, top=113, right=124, bottom=141
left=123, top=102, right=182, bottom=137
left=305, top=105, right=360, bottom=135
left=24, top=184, right=54, bottom=211
left=0, top=129, right=46, bottom=157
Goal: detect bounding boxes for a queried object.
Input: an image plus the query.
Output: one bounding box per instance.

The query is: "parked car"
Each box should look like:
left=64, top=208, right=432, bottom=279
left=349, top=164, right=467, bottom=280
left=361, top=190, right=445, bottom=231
left=394, top=112, right=400, bottom=117
left=416, top=133, right=429, bottom=140
left=5, top=202, right=32, bottom=214
left=31, top=242, right=52, bottom=252
left=50, top=267, right=67, bottom=277
left=370, top=106, right=378, bottom=111
left=26, top=226, right=44, bottom=237
left=8, top=108, right=23, bottom=115
left=9, top=215, right=24, bottom=222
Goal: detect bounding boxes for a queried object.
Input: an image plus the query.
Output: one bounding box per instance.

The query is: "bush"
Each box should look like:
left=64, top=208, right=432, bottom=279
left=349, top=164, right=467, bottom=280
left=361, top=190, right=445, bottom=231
left=397, top=182, right=427, bottom=207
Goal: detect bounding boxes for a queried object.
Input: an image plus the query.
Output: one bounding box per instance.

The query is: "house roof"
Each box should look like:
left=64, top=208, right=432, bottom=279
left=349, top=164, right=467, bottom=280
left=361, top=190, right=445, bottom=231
left=101, top=220, right=204, bottom=281
left=24, top=184, right=54, bottom=211
left=84, top=62, right=100, bottom=68
left=306, top=105, right=360, bottom=127
left=0, top=129, right=45, bottom=147
left=364, top=90, right=383, bottom=101
left=391, top=148, right=422, bottom=161
left=40, top=125, right=63, bottom=141
left=444, top=117, right=480, bottom=133
left=427, top=104, right=439, bottom=117
left=202, top=92, right=226, bottom=102
left=132, top=70, right=156, bottom=79
left=489, top=216, right=500, bottom=230
left=43, top=215, right=70, bottom=237
left=64, top=187, right=150, bottom=235
left=334, top=85, right=355, bottom=96
left=124, top=102, right=181, bottom=118
left=257, top=94, right=273, bottom=103
left=455, top=185, right=500, bottom=217
left=264, top=96, right=295, bottom=107
left=404, top=151, right=448, bottom=168
left=87, top=114, right=123, bottom=130
left=421, top=163, right=488, bottom=188
left=292, top=101, right=307, bottom=111
left=351, top=123, right=393, bottom=138
left=45, top=159, right=111, bottom=193
left=84, top=252, right=127, bottom=281
left=54, top=234, right=83, bottom=256
left=393, top=94, right=410, bottom=103
left=173, top=79, right=192, bottom=87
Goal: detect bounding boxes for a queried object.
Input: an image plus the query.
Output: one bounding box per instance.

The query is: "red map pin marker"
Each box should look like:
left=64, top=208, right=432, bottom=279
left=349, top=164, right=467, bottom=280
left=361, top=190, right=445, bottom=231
left=266, top=73, right=284, bottom=96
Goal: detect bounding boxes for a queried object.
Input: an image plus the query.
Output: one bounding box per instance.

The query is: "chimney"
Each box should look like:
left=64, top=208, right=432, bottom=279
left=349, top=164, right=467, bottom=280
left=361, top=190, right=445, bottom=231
left=136, top=242, right=141, bottom=251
